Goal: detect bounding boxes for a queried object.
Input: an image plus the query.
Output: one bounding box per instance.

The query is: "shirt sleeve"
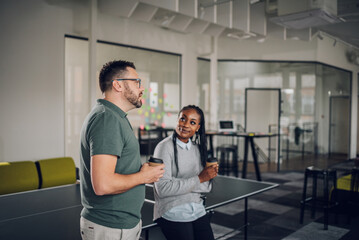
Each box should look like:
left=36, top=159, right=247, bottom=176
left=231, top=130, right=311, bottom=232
left=88, top=112, right=123, bottom=157
left=192, top=181, right=212, bottom=193
left=153, top=140, right=200, bottom=198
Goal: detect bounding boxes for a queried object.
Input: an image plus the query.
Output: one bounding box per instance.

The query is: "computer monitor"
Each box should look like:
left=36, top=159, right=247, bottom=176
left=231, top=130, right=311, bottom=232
left=218, top=120, right=236, bottom=133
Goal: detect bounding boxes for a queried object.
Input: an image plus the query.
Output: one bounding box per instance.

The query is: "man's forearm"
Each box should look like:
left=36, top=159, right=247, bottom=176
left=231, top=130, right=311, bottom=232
left=93, top=171, right=144, bottom=195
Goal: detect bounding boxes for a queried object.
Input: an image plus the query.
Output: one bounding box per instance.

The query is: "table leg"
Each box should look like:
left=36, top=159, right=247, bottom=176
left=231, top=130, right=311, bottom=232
left=244, top=197, right=248, bottom=240
left=250, top=138, right=262, bottom=181
left=242, top=137, right=249, bottom=179
left=145, top=229, right=149, bottom=240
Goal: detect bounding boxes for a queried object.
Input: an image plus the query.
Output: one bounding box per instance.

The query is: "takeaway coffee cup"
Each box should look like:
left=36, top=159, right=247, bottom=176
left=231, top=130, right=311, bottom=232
left=206, top=157, right=218, bottom=167
left=148, top=157, right=163, bottom=167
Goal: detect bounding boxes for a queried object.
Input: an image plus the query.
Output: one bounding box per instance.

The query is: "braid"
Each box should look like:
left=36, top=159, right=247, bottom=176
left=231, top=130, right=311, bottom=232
left=196, top=106, right=208, bottom=168
left=172, top=130, right=179, bottom=176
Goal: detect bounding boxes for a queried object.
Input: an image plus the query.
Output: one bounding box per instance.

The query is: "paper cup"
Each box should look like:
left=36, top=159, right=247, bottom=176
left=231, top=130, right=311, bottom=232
left=206, top=157, right=218, bottom=167
left=148, top=157, right=163, bottom=167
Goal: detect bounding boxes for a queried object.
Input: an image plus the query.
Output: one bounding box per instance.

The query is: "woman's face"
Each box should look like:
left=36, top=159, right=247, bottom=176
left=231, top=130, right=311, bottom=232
left=176, top=108, right=201, bottom=143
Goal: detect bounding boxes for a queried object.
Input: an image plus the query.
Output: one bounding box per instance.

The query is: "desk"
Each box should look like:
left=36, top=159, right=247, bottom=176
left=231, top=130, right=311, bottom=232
left=0, top=176, right=277, bottom=240
left=206, top=131, right=277, bottom=181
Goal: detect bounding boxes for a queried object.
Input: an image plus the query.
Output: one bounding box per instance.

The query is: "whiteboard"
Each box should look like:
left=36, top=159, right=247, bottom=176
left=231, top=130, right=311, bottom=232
left=246, top=89, right=280, bottom=133
left=245, top=88, right=281, bottom=166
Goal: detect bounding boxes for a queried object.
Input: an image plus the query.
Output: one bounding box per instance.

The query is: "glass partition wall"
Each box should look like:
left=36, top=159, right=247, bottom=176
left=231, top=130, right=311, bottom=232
left=97, top=41, right=181, bottom=130
left=65, top=36, right=181, bottom=165
left=217, top=61, right=351, bottom=171
left=64, top=37, right=89, bottom=167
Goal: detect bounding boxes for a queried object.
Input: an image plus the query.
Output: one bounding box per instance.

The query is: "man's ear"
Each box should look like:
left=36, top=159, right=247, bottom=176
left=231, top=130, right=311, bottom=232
left=112, top=80, right=122, bottom=92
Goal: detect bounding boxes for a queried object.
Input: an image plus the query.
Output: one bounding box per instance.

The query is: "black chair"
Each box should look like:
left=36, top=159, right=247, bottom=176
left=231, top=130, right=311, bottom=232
left=343, top=168, right=359, bottom=223
left=332, top=167, right=359, bottom=224
left=299, top=166, right=338, bottom=230
left=216, top=144, right=239, bottom=177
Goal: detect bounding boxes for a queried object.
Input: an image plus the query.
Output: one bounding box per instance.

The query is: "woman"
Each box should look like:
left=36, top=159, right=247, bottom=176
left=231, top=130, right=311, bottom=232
left=153, top=105, right=218, bottom=240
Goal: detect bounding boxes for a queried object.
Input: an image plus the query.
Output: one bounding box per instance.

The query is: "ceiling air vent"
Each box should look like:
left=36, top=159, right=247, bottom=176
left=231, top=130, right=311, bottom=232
left=270, top=8, right=343, bottom=29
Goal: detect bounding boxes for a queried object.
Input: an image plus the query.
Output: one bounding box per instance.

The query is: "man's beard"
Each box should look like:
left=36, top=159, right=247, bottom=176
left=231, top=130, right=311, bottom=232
left=124, top=82, right=142, bottom=108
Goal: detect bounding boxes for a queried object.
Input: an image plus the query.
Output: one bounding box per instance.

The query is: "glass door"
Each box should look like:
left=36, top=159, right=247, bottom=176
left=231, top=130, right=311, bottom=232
left=329, top=95, right=350, bottom=158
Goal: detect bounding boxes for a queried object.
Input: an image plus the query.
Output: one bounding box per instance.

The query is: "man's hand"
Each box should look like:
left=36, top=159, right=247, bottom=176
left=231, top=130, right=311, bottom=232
left=198, top=164, right=218, bottom=183
left=140, top=163, right=165, bottom=184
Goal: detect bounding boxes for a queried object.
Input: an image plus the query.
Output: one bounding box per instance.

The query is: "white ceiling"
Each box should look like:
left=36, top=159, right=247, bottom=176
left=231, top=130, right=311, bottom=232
left=48, top=0, right=359, bottom=49
left=317, top=21, right=359, bottom=48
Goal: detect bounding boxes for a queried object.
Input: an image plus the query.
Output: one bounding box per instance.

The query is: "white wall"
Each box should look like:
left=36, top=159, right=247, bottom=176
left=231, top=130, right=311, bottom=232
left=217, top=36, right=318, bottom=61
left=1, top=0, right=358, bottom=164
left=316, top=34, right=359, bottom=158
left=0, top=0, right=73, bottom=162
left=0, top=0, right=211, bottom=164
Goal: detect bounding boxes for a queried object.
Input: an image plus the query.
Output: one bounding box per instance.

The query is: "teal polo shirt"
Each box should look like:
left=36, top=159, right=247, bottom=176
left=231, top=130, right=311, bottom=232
left=79, top=99, right=145, bottom=229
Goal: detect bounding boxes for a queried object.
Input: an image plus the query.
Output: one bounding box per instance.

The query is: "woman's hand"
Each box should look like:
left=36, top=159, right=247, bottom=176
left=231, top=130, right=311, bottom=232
left=198, top=164, right=219, bottom=183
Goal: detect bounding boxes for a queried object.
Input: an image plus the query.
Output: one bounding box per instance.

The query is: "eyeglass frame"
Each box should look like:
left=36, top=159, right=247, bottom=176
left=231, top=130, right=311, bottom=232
left=114, top=78, right=141, bottom=88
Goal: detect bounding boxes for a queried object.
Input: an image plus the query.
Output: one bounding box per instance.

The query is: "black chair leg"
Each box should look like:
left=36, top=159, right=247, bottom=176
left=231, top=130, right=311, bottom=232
left=323, top=172, right=329, bottom=230
left=311, top=175, right=317, bottom=219
left=333, top=174, right=338, bottom=225
left=300, top=167, right=337, bottom=229
left=300, top=170, right=308, bottom=224
left=234, top=151, right=238, bottom=178
left=220, top=151, right=226, bottom=175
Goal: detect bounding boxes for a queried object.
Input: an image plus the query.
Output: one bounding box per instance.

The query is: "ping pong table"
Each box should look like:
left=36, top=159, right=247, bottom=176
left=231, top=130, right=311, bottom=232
left=0, top=176, right=277, bottom=240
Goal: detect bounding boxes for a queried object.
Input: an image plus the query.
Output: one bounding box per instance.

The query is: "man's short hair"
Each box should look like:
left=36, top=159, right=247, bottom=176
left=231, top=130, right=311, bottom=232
left=99, top=60, right=136, bottom=93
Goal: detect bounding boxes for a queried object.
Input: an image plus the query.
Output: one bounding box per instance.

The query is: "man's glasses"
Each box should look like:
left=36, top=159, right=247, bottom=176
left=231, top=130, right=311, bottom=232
left=114, top=78, right=141, bottom=88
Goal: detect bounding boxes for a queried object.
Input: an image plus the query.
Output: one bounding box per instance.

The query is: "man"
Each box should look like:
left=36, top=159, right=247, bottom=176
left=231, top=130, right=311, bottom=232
left=79, top=60, right=165, bottom=240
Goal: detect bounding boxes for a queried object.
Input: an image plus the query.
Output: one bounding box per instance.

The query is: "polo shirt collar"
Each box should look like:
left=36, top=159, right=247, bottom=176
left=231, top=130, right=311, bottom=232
left=97, top=99, right=127, bottom=118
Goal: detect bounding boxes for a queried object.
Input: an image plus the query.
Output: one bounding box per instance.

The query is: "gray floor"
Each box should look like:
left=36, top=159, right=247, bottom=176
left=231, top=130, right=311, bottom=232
left=141, top=157, right=358, bottom=240
left=283, top=222, right=349, bottom=240
left=209, top=169, right=356, bottom=240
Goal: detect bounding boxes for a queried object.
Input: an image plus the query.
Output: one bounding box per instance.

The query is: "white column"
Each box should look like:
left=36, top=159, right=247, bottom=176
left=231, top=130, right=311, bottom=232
left=350, top=72, right=358, bottom=158
left=209, top=36, right=218, bottom=130
left=89, top=0, right=98, bottom=107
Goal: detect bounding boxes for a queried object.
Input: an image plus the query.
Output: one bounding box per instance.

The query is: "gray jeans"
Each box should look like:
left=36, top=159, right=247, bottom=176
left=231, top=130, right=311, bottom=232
left=80, top=217, right=142, bottom=240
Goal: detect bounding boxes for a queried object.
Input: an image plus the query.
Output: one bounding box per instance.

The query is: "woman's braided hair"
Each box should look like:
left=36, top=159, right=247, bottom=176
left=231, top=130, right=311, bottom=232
left=172, top=105, right=208, bottom=174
